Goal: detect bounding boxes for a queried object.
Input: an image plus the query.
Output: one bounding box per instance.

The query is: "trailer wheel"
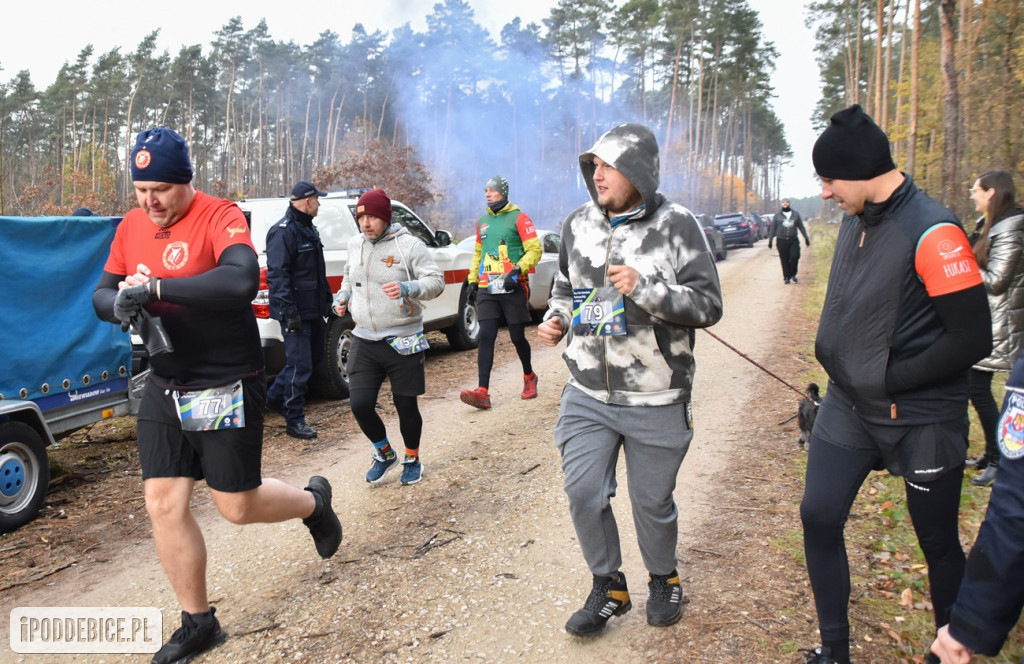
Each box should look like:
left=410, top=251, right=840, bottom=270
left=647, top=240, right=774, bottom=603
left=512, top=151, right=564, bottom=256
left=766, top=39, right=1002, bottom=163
left=0, top=421, right=50, bottom=534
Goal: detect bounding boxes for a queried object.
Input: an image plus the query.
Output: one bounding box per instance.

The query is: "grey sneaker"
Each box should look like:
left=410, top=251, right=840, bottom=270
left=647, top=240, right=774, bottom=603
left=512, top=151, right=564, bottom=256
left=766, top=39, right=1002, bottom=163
left=366, top=452, right=398, bottom=484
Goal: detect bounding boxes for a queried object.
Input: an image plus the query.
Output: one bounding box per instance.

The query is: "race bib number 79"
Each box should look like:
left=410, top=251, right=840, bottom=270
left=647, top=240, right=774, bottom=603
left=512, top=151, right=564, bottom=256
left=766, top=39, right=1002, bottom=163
left=572, top=287, right=626, bottom=336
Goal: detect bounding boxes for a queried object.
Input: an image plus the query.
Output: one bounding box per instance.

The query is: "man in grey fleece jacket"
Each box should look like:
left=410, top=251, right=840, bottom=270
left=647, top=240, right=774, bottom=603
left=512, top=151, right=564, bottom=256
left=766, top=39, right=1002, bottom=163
left=538, top=123, right=723, bottom=637
left=333, top=188, right=445, bottom=486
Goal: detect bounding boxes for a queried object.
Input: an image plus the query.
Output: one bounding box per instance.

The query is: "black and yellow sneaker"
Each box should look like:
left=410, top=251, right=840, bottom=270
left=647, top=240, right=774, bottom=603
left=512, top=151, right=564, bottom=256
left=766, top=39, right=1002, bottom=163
left=151, top=608, right=226, bottom=664
left=647, top=570, right=684, bottom=626
left=565, top=572, right=632, bottom=636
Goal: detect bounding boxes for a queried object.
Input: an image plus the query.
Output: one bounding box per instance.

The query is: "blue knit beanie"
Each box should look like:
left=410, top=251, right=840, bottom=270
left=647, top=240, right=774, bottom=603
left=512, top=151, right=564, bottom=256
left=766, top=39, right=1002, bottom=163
left=130, top=127, right=194, bottom=184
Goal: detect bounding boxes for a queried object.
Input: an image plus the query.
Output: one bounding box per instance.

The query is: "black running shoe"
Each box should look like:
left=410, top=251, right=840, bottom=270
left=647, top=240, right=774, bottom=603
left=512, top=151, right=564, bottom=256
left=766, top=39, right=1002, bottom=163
left=647, top=570, right=684, bottom=626
left=151, top=608, right=226, bottom=664
left=798, top=646, right=838, bottom=663
left=303, top=476, right=342, bottom=559
left=565, top=572, right=632, bottom=636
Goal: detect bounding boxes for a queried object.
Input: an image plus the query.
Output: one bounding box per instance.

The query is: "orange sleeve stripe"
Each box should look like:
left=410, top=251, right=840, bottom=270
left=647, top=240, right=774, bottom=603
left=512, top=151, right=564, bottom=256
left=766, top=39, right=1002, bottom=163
left=915, top=223, right=983, bottom=297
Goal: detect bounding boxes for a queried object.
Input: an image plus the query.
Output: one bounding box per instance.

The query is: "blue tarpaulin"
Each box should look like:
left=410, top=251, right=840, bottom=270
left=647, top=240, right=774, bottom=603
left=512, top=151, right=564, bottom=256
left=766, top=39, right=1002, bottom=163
left=0, top=216, right=132, bottom=403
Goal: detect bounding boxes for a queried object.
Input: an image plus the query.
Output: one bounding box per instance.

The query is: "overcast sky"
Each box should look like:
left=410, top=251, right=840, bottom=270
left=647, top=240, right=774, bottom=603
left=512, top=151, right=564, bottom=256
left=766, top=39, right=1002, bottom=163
left=0, top=0, right=820, bottom=199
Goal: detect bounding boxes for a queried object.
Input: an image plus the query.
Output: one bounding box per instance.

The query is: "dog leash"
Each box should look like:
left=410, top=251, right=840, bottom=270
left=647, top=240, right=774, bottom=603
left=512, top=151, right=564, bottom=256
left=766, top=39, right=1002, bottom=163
left=700, top=328, right=815, bottom=400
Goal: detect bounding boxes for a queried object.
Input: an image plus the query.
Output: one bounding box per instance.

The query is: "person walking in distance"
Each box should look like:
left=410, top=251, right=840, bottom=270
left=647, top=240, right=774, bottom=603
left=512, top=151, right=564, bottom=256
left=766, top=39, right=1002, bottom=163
left=265, top=180, right=333, bottom=440
left=333, top=189, right=444, bottom=486
left=460, top=175, right=543, bottom=410
left=537, top=123, right=723, bottom=636
left=964, top=170, right=1024, bottom=487
left=767, top=199, right=810, bottom=284
left=92, top=127, right=342, bottom=664
left=799, top=105, right=992, bottom=664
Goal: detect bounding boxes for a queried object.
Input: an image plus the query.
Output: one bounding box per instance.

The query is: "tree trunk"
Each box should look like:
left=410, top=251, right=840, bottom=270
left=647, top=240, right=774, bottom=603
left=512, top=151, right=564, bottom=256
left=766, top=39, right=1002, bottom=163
left=939, top=0, right=960, bottom=206
left=907, top=0, right=921, bottom=174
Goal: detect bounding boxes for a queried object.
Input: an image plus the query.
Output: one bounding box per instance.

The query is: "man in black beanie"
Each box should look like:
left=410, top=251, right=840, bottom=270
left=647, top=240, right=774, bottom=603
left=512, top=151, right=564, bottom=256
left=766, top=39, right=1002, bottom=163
left=799, top=105, right=993, bottom=664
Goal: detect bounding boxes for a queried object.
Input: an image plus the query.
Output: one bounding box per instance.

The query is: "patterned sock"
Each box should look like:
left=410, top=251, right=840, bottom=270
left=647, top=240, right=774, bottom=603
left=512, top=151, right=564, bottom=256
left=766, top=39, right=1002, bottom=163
left=404, top=449, right=419, bottom=463
left=373, top=438, right=395, bottom=459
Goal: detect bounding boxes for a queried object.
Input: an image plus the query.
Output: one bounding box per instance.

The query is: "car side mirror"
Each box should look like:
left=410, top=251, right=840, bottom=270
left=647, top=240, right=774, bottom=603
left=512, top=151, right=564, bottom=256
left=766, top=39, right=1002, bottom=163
left=435, top=229, right=452, bottom=247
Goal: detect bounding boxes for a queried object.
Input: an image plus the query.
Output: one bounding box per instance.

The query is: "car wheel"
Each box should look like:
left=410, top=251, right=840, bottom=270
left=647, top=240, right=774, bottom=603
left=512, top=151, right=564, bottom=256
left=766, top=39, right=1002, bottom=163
left=310, top=315, right=353, bottom=400
left=0, top=421, right=49, bottom=534
left=717, top=242, right=728, bottom=261
left=444, top=284, right=481, bottom=350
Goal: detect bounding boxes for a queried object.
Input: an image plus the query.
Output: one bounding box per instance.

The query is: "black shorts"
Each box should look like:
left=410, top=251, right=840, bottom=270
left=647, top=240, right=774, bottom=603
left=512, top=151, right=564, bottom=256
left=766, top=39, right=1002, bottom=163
left=135, top=373, right=266, bottom=492
left=813, top=392, right=969, bottom=482
left=476, top=284, right=531, bottom=324
left=347, top=336, right=426, bottom=396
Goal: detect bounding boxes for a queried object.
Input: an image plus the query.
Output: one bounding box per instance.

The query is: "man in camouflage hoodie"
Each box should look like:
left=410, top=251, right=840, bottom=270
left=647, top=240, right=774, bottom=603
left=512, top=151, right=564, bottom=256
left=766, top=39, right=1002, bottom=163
left=538, top=123, right=723, bottom=636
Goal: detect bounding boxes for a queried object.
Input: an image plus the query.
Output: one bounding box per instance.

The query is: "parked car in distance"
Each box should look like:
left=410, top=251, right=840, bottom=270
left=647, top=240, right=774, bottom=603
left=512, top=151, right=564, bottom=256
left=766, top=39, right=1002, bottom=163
left=458, top=228, right=560, bottom=320
left=751, top=214, right=769, bottom=240
left=695, top=213, right=727, bottom=261
left=237, top=190, right=479, bottom=399
left=713, top=212, right=755, bottom=248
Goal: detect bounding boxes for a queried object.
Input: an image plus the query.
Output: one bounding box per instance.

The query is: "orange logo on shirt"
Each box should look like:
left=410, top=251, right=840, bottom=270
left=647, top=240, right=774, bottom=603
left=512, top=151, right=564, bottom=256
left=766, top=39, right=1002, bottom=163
left=380, top=255, right=400, bottom=268
left=162, top=241, right=189, bottom=271
left=227, top=226, right=247, bottom=237
left=134, top=149, right=151, bottom=170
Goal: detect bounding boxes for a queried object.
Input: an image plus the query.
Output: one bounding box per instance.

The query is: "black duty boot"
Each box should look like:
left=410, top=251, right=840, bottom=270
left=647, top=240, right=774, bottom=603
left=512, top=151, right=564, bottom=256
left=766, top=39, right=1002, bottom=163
left=646, top=570, right=684, bottom=626
left=564, top=572, right=631, bottom=636
left=971, top=464, right=998, bottom=487
left=151, top=608, right=226, bottom=664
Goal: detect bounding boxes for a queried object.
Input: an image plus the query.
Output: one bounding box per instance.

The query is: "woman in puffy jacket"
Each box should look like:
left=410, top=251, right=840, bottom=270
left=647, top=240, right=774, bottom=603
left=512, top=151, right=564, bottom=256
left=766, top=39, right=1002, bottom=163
left=967, top=170, right=1024, bottom=486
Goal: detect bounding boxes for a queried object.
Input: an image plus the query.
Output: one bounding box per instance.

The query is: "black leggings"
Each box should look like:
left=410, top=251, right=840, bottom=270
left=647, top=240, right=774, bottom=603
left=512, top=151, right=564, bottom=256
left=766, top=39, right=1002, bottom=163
left=968, top=368, right=1001, bottom=463
left=477, top=319, right=532, bottom=388
left=800, top=437, right=965, bottom=661
left=349, top=389, right=422, bottom=451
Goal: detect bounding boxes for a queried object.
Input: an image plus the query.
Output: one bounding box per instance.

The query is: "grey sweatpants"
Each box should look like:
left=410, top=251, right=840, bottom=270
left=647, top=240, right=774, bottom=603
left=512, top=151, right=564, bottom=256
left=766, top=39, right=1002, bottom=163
left=554, top=384, right=694, bottom=578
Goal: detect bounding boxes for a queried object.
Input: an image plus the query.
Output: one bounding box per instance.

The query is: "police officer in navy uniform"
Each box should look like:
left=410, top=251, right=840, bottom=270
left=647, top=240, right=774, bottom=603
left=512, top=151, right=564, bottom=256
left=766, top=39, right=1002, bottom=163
left=265, top=180, right=332, bottom=439
left=931, top=351, right=1024, bottom=663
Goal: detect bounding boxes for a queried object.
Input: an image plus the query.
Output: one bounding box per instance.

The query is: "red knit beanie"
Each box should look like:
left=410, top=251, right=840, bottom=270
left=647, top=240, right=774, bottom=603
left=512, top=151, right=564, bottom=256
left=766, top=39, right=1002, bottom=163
left=356, top=188, right=392, bottom=224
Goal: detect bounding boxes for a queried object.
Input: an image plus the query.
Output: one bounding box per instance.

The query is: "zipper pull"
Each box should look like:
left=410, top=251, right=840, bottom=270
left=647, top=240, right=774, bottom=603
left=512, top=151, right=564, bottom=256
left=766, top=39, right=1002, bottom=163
left=890, top=403, right=897, bottom=419
left=859, top=230, right=866, bottom=248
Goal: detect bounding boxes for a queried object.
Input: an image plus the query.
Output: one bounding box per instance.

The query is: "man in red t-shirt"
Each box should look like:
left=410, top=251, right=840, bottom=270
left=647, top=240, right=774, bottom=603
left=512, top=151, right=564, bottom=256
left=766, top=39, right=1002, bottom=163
left=92, top=127, right=342, bottom=664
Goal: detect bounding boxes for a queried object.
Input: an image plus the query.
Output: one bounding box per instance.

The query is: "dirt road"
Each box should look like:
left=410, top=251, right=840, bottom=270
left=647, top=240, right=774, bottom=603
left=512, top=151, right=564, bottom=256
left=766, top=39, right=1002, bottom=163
left=3, top=241, right=823, bottom=663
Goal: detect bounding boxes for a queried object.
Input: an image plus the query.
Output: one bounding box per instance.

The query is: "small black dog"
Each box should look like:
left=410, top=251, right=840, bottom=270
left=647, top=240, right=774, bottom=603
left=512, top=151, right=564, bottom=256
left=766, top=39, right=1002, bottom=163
left=797, top=383, right=821, bottom=451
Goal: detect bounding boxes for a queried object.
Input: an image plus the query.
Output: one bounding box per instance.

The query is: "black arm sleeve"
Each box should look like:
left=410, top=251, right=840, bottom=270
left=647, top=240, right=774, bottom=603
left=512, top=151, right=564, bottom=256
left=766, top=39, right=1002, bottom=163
left=93, top=271, right=122, bottom=324
left=885, top=283, right=993, bottom=393
left=158, top=244, right=260, bottom=308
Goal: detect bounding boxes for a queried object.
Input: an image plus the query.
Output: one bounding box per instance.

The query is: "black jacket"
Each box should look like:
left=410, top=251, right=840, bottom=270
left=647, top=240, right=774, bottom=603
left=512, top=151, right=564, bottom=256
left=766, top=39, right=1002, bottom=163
left=815, top=175, right=991, bottom=424
left=266, top=205, right=331, bottom=322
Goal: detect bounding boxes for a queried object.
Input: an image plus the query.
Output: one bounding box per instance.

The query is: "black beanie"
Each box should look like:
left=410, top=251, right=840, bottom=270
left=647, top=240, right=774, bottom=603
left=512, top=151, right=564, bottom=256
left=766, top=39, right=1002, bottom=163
left=812, top=104, right=895, bottom=180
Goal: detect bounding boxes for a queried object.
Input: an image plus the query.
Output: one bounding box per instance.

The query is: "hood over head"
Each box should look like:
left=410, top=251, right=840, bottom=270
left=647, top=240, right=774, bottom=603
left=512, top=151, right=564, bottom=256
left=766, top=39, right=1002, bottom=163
left=579, top=123, right=660, bottom=215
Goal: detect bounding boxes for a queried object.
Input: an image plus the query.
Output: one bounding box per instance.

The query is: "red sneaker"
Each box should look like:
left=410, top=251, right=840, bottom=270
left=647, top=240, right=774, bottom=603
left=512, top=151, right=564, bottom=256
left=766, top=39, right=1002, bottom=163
left=460, top=387, right=491, bottom=409
left=522, top=373, right=538, bottom=400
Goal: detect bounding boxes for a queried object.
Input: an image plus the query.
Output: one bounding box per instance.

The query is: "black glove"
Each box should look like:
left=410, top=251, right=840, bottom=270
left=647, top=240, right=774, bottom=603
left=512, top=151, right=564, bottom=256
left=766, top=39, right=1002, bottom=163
left=502, top=266, right=522, bottom=292
left=114, top=283, right=153, bottom=332
left=467, top=283, right=478, bottom=305
left=767, top=241, right=773, bottom=249
left=285, top=316, right=303, bottom=333
left=805, top=239, right=810, bottom=247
